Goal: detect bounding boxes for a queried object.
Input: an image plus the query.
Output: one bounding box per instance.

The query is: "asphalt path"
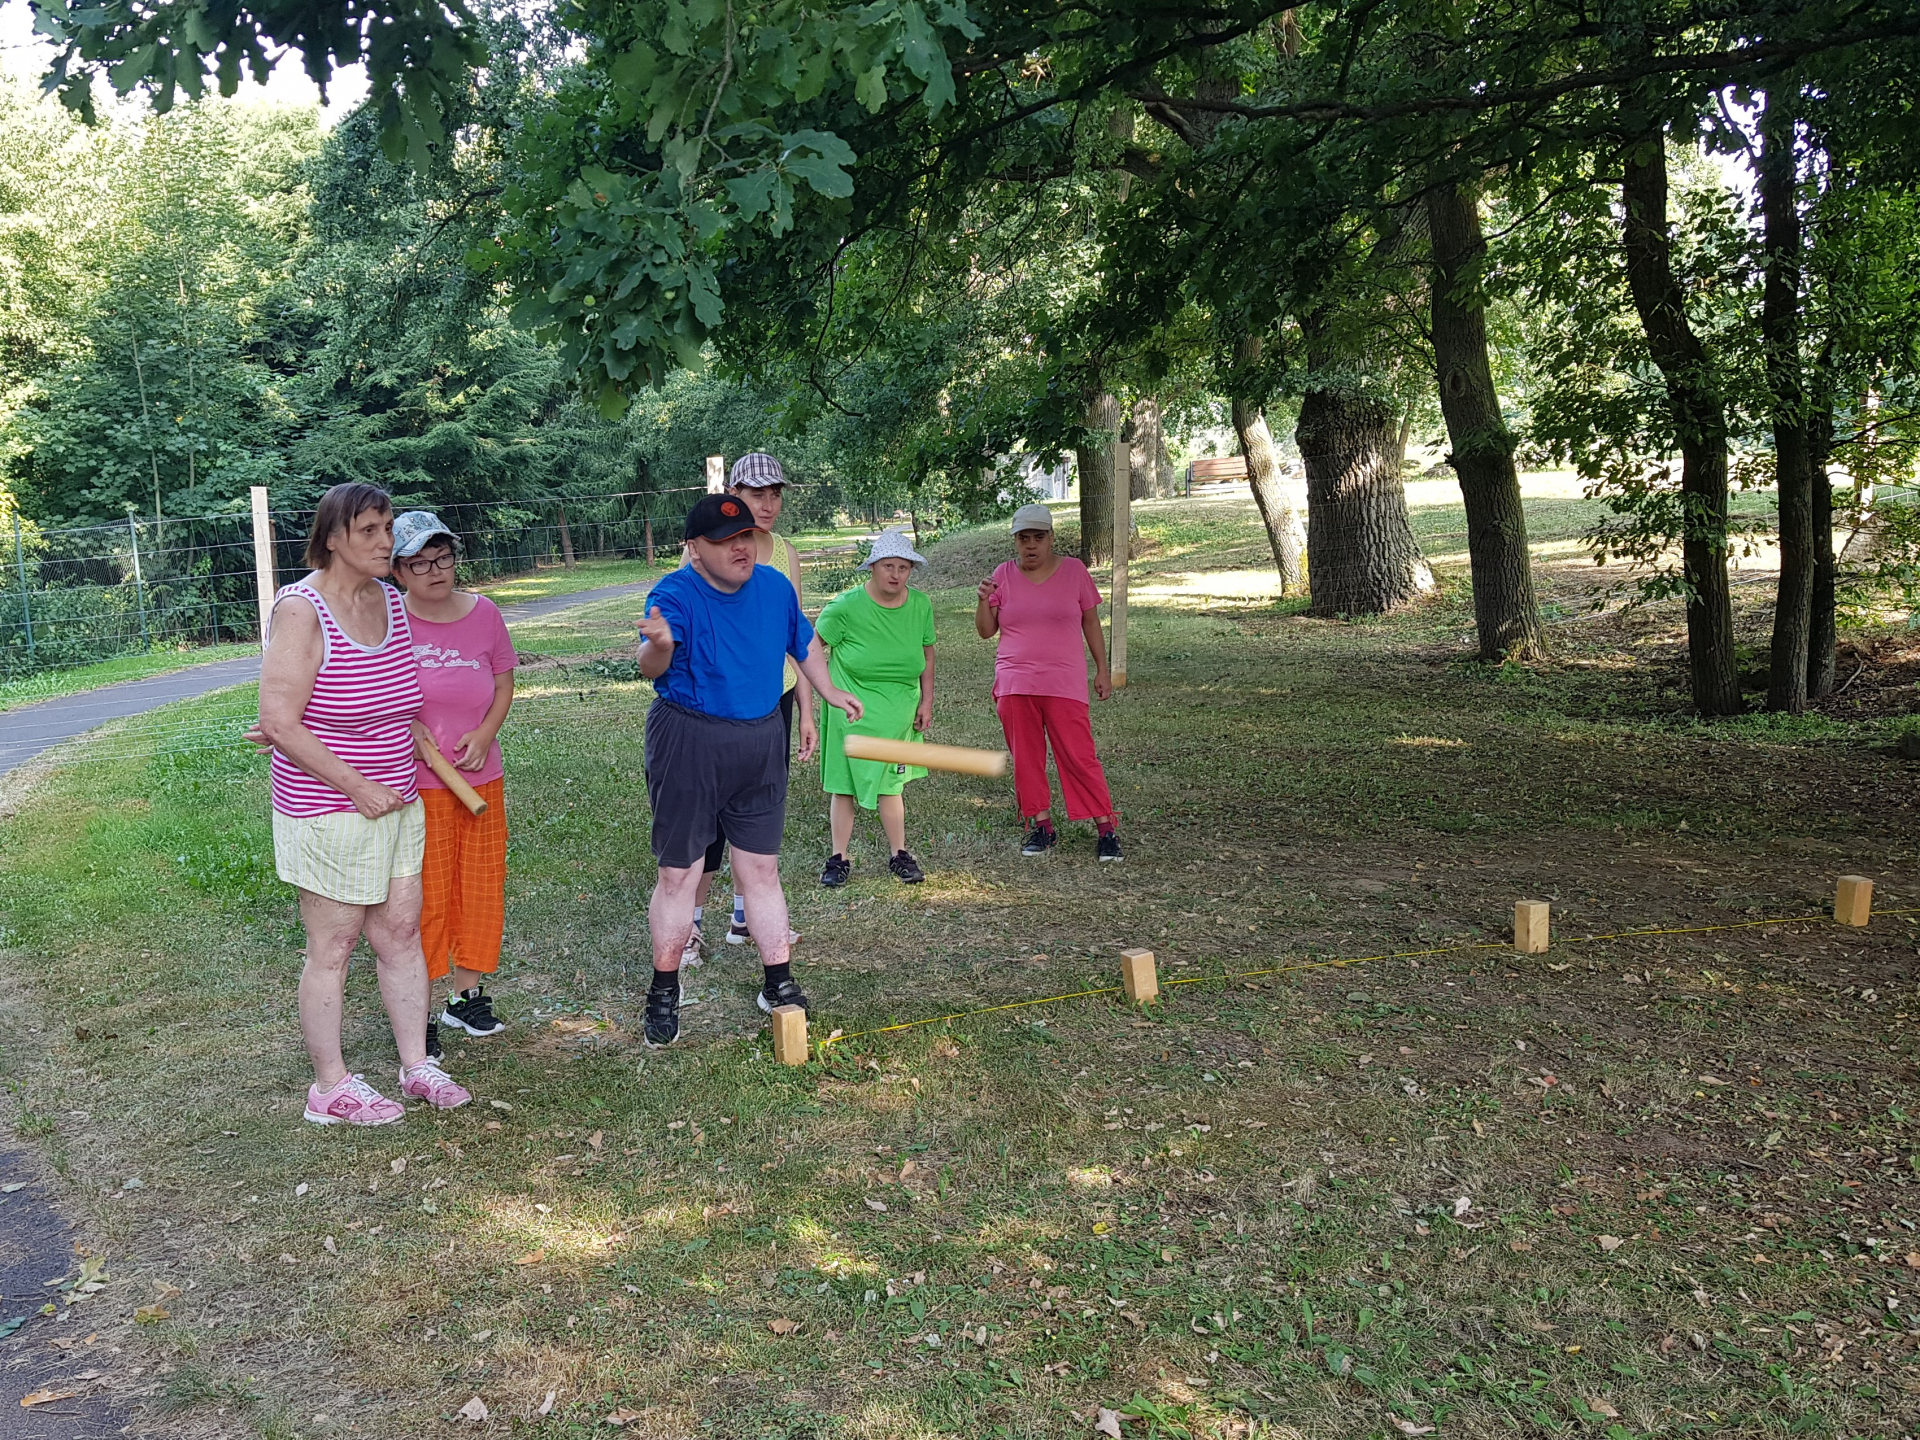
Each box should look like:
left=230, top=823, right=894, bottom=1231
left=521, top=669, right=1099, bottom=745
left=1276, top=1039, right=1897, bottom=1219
left=0, top=578, right=654, bottom=780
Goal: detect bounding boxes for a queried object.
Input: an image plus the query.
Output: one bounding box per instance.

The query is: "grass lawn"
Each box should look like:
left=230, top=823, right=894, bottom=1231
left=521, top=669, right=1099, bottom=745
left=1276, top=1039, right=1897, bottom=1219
left=1, top=495, right=1917, bottom=1439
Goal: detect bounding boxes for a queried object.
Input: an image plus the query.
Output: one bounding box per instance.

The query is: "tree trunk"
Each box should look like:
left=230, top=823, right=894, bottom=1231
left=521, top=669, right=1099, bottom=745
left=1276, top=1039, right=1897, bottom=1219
left=1296, top=371, right=1434, bottom=616
left=556, top=503, right=577, bottom=566
left=1126, top=399, right=1161, bottom=501
left=1621, top=133, right=1741, bottom=717
left=1231, top=335, right=1305, bottom=594
left=1808, top=363, right=1838, bottom=697
left=1759, top=98, right=1812, bottom=713
left=1426, top=181, right=1547, bottom=660
left=1156, top=430, right=1176, bottom=497
left=1077, top=390, right=1118, bottom=565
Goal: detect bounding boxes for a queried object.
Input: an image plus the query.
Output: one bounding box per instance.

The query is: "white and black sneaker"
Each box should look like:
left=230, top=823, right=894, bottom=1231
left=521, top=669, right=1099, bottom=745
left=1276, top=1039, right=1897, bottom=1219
left=1097, top=832, right=1124, bottom=862
left=758, top=976, right=810, bottom=1015
left=425, top=1021, right=443, bottom=1061
left=888, top=850, right=925, bottom=884
left=725, top=916, right=752, bottom=945
left=441, top=987, right=507, bottom=1037
left=1020, top=824, right=1057, bottom=858
left=643, top=982, right=681, bottom=1047
left=821, top=853, right=852, bottom=888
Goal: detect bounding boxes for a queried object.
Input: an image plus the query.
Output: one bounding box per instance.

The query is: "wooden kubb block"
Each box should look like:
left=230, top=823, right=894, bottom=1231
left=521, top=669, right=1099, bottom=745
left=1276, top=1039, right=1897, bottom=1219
left=1121, top=948, right=1158, bottom=1006
left=771, top=1005, right=809, bottom=1065
left=1835, top=875, right=1874, bottom=928
left=1513, top=900, right=1550, bottom=955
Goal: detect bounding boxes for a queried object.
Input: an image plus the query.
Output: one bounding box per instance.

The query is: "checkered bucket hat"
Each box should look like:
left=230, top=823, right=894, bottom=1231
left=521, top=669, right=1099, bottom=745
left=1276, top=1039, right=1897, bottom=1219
left=728, top=453, right=787, bottom=488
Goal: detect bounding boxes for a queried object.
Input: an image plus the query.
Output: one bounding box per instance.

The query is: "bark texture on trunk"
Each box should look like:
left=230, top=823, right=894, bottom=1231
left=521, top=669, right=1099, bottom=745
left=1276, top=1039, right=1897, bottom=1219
left=1077, top=390, right=1119, bottom=565
left=556, top=503, right=577, bottom=566
left=1296, top=378, right=1434, bottom=616
left=1126, top=400, right=1160, bottom=502
left=1759, top=99, right=1812, bottom=713
left=1425, top=181, right=1546, bottom=660
left=1621, top=134, right=1741, bottom=717
left=1808, top=377, right=1838, bottom=698
left=1231, top=338, right=1305, bottom=593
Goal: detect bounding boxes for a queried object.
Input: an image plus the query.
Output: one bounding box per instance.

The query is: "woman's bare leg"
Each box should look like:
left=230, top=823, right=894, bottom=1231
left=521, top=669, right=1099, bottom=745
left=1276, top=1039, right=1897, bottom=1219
left=364, top=873, right=430, bottom=1069
left=297, top=889, right=368, bottom=1090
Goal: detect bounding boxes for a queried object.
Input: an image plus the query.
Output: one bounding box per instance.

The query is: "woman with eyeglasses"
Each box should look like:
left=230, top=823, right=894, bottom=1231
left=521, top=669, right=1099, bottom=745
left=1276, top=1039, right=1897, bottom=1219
left=389, top=511, right=518, bottom=1057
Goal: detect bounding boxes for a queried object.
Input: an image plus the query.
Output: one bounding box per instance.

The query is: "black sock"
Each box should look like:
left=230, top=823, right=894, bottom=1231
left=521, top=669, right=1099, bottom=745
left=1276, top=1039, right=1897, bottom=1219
left=650, top=968, right=680, bottom=996
left=762, top=961, right=792, bottom=992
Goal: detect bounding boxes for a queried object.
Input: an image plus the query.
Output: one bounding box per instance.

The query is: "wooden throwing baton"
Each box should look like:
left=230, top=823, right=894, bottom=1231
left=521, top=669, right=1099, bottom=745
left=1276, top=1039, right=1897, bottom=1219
left=412, top=722, right=489, bottom=816
left=843, top=734, right=1008, bottom=778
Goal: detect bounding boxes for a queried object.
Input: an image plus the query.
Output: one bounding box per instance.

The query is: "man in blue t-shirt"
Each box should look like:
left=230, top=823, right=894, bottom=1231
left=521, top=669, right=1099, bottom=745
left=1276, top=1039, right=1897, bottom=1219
left=636, top=492, right=862, bottom=1046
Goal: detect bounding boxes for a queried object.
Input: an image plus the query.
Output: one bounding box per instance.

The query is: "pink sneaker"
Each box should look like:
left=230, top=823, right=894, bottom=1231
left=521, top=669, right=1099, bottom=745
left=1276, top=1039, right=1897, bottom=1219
left=400, top=1058, right=471, bottom=1110
left=305, top=1074, right=404, bottom=1127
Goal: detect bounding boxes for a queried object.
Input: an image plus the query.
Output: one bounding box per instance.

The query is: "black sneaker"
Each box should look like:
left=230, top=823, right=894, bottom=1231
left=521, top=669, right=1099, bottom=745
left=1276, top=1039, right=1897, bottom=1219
left=441, top=987, right=507, bottom=1037
left=1097, top=831, right=1123, bottom=862
left=643, top=983, right=681, bottom=1048
left=1020, top=824, right=1056, bottom=858
left=821, top=853, right=852, bottom=888
left=425, top=1021, right=443, bottom=1061
left=888, top=850, right=925, bottom=884
left=758, top=976, right=811, bottom=1015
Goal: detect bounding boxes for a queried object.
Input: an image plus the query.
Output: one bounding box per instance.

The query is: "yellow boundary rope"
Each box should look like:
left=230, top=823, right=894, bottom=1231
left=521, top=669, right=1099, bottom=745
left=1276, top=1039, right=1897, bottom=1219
left=816, top=905, right=1920, bottom=1050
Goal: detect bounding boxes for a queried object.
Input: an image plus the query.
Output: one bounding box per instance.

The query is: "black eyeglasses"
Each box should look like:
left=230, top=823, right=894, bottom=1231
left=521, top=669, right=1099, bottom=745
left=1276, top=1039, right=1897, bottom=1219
left=400, top=554, right=457, bottom=575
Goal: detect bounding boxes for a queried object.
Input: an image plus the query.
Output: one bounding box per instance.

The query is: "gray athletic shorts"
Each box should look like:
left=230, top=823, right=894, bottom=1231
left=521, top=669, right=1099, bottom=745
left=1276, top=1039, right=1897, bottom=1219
left=644, top=699, right=788, bottom=868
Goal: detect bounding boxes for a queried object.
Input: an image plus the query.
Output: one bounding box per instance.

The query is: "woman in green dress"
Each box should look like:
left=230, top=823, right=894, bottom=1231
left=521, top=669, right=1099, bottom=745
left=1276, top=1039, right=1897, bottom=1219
left=816, top=528, right=935, bottom=886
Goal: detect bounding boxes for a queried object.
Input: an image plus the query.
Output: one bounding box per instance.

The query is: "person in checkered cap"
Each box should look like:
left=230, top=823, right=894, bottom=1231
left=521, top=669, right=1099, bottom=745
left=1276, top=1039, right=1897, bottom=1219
left=679, top=452, right=817, bottom=963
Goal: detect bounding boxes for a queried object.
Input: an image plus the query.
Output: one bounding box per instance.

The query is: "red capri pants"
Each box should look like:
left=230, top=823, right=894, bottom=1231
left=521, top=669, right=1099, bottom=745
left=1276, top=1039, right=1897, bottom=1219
left=995, top=694, right=1116, bottom=823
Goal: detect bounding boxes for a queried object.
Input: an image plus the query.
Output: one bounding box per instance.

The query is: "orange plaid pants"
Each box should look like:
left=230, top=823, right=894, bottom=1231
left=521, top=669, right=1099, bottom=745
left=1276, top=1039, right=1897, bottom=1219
left=419, top=779, right=508, bottom=981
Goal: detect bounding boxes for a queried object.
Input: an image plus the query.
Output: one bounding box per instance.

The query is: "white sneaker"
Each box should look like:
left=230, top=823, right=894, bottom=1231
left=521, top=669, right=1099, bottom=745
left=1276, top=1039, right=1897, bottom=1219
left=680, top=927, right=705, bottom=969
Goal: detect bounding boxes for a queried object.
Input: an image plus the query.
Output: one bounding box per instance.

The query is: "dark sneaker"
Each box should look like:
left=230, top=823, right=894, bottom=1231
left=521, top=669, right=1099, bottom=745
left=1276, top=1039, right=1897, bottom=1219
left=758, top=976, right=811, bottom=1015
left=441, top=987, right=507, bottom=1037
left=821, top=853, right=852, bottom=888
left=643, top=983, right=681, bottom=1048
left=888, top=850, right=925, bottom=884
left=1097, top=832, right=1124, bottom=862
left=1020, top=825, right=1056, bottom=858
left=425, top=1021, right=443, bottom=1061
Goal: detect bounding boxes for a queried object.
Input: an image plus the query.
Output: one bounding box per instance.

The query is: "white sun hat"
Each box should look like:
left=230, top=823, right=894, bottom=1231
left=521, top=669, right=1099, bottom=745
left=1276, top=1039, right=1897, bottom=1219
left=1008, top=502, right=1055, bottom=534
left=860, top=527, right=927, bottom=569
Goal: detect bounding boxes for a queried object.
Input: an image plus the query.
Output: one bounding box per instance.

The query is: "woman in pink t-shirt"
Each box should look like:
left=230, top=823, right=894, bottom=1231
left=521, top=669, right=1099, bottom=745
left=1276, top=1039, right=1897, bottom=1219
left=390, top=511, right=518, bottom=1057
left=974, top=503, right=1123, bottom=860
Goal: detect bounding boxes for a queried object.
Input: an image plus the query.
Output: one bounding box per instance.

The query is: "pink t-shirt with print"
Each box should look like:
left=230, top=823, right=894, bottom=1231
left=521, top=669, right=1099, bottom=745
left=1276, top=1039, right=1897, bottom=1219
left=408, top=595, right=517, bottom=789
left=986, top=557, right=1103, bottom=702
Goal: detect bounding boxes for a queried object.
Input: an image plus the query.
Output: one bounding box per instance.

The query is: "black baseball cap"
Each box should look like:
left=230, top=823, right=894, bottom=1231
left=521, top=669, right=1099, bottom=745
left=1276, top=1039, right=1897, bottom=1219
left=683, top=493, right=759, bottom=543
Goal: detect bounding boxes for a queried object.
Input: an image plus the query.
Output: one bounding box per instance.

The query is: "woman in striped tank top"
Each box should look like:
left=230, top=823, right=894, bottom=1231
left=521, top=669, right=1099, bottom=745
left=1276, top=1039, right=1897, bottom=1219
left=257, top=483, right=473, bottom=1127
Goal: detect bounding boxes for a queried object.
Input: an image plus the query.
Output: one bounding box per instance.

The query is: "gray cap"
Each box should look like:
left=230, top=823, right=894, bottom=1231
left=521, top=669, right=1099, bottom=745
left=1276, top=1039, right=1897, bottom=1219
left=1009, top=502, right=1055, bottom=534
left=393, top=510, right=459, bottom=558
left=860, top=527, right=927, bottom=569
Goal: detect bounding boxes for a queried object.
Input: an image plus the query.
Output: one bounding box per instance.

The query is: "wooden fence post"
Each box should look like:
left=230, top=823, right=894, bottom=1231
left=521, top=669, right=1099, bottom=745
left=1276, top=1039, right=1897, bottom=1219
left=250, top=486, right=276, bottom=648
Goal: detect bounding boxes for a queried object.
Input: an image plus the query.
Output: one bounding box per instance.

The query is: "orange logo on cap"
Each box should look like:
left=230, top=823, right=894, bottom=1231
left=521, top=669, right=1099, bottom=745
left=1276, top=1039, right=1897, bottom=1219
left=721, top=500, right=741, bottom=516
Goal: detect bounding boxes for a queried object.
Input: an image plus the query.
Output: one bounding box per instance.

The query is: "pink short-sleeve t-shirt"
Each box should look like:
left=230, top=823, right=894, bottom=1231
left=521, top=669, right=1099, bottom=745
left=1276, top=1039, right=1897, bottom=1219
left=408, top=595, right=518, bottom=789
left=986, top=557, right=1103, bottom=702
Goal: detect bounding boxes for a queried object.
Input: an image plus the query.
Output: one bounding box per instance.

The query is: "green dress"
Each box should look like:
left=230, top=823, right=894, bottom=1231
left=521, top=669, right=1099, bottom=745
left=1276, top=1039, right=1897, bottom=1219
left=817, top=585, right=935, bottom=808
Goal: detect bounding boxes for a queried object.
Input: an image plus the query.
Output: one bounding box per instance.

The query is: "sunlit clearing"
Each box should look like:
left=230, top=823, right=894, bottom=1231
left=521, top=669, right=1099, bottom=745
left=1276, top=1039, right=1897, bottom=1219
left=1390, top=735, right=1467, bottom=748
left=1066, top=1165, right=1114, bottom=1189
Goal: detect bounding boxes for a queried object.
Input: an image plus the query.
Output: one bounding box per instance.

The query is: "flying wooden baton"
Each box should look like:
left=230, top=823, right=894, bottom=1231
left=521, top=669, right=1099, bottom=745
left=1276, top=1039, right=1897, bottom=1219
left=412, top=722, right=489, bottom=816
left=843, top=734, right=1008, bottom=778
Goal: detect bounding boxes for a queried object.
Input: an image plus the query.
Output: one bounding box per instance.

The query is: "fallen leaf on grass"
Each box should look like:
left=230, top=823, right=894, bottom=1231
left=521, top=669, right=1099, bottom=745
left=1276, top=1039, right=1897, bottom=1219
left=489, top=1100, right=512, bottom=1112
left=586, top=1130, right=604, bottom=1150
left=1597, top=1235, right=1625, bottom=1253
left=1585, top=1398, right=1620, bottom=1419
left=513, top=1249, right=545, bottom=1266
left=1094, top=1408, right=1124, bottom=1438
left=604, top=1409, right=643, bottom=1427
left=536, top=1390, right=556, bottom=1417
left=471, top=1330, right=492, bottom=1344
left=455, top=1394, right=488, bottom=1422
left=0, top=1317, right=24, bottom=1341
left=1906, top=1253, right=1920, bottom=1269
left=323, top=1236, right=337, bottom=1255
left=20, top=1389, right=76, bottom=1408
left=1390, top=1421, right=1435, bottom=1437
left=1509, top=1240, right=1532, bottom=1252
left=390, top=1158, right=407, bottom=1175
left=0, top=1183, right=24, bottom=1193
left=769, top=1318, right=800, bottom=1336
left=133, top=1305, right=168, bottom=1323
left=865, top=1199, right=888, bottom=1212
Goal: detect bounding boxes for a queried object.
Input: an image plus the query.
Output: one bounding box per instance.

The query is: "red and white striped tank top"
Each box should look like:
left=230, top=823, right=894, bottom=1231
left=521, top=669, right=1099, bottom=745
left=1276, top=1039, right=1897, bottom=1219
left=269, top=579, right=424, bottom=817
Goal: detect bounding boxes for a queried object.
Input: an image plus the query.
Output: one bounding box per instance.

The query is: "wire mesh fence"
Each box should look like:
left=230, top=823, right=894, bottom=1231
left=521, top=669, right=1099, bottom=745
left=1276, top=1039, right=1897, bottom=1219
left=0, top=488, right=713, bottom=681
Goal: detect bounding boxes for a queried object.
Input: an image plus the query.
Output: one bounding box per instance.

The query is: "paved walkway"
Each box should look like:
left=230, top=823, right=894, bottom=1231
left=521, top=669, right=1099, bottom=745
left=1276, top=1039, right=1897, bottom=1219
left=0, top=579, right=657, bottom=780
